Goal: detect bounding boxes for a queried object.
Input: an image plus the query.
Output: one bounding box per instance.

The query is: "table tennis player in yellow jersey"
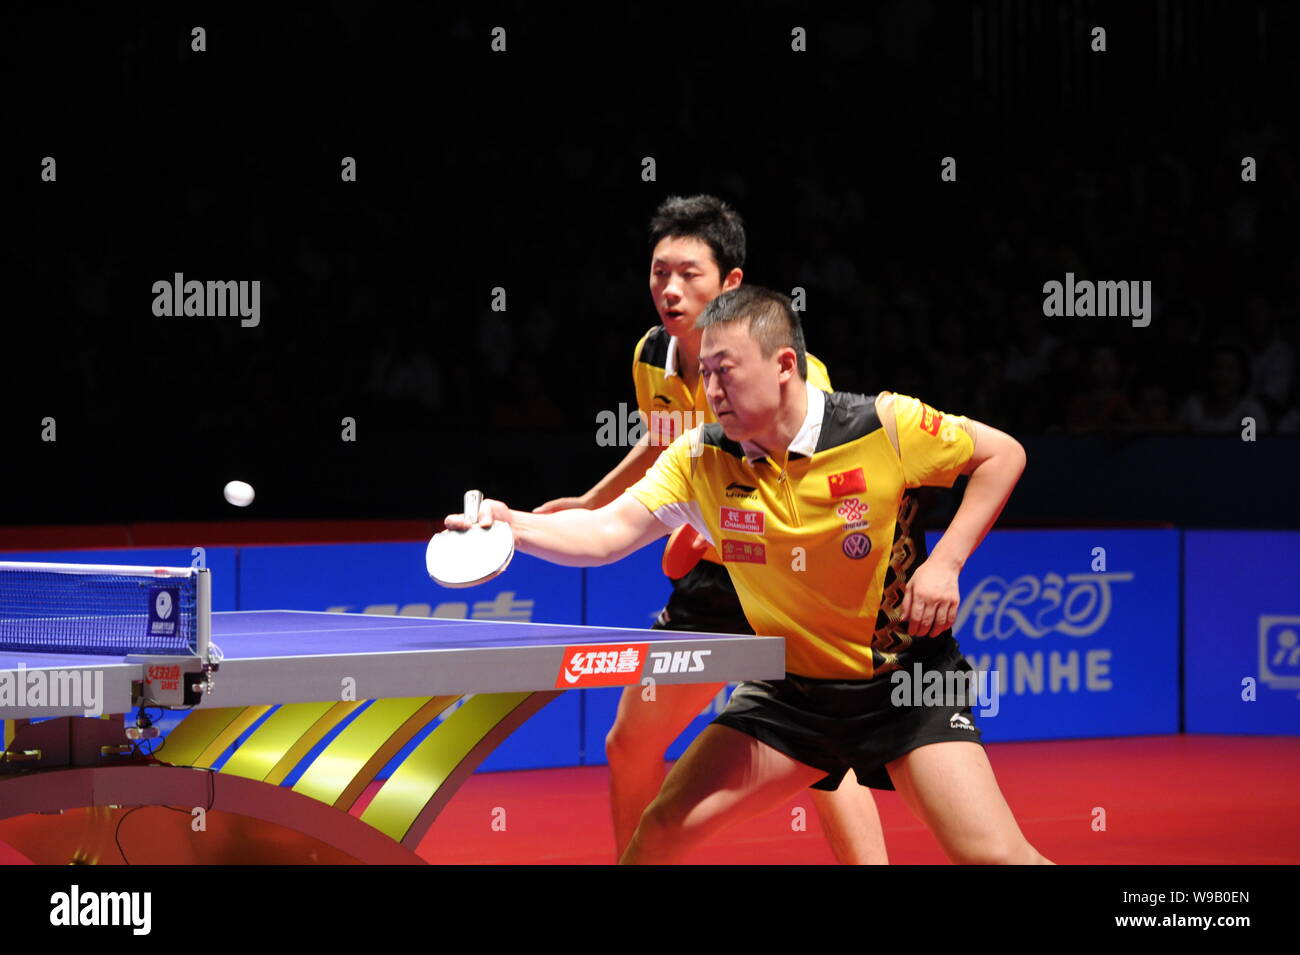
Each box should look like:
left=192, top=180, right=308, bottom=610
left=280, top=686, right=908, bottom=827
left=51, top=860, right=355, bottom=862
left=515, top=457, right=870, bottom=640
left=449, top=285, right=1054, bottom=865
left=534, top=195, right=887, bottom=863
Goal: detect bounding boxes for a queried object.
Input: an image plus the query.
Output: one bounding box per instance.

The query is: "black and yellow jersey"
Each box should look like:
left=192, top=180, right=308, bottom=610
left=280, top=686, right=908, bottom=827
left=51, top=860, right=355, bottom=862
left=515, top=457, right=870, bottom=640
left=632, top=324, right=832, bottom=566
left=628, top=383, right=977, bottom=680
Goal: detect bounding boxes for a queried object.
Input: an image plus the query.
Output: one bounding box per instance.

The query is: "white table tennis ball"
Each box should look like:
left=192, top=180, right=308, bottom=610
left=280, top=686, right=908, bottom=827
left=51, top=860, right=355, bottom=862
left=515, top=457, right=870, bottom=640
left=223, top=480, right=255, bottom=507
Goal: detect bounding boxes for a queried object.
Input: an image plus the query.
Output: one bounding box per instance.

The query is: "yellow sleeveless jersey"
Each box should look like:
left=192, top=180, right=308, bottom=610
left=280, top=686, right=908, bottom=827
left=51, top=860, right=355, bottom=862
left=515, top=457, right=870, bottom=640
left=632, top=325, right=832, bottom=566
left=628, top=384, right=976, bottom=679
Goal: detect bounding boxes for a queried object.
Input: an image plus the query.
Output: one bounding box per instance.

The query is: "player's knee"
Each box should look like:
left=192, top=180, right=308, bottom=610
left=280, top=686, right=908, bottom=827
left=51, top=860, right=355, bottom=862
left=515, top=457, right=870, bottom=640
left=605, top=717, right=672, bottom=767
left=948, top=836, right=1023, bottom=865
left=605, top=724, right=650, bottom=767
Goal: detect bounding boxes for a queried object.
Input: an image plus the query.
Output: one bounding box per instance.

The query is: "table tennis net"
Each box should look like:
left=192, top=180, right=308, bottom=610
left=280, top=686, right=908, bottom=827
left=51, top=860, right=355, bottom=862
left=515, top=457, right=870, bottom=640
left=0, top=563, right=200, bottom=656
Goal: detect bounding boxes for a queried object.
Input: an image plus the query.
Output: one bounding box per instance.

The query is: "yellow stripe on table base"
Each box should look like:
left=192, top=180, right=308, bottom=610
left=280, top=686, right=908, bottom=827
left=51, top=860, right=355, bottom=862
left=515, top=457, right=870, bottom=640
left=291, top=697, right=460, bottom=811
left=159, top=706, right=274, bottom=768
left=360, top=691, right=558, bottom=846
left=218, top=701, right=363, bottom=785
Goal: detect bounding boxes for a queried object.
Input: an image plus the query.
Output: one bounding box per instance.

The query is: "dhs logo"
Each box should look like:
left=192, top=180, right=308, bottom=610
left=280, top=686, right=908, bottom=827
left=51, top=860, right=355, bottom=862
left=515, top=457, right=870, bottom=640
left=649, top=649, right=712, bottom=674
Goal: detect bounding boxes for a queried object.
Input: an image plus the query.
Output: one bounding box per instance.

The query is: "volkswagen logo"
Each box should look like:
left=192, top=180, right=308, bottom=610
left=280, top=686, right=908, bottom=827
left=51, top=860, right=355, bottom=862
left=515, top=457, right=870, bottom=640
left=842, top=533, right=872, bottom=559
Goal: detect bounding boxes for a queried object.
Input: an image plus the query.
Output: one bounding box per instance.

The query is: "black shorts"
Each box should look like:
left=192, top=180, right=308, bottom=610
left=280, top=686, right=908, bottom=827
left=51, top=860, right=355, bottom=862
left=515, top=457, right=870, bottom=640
left=711, top=637, right=985, bottom=792
left=653, top=558, right=753, bottom=635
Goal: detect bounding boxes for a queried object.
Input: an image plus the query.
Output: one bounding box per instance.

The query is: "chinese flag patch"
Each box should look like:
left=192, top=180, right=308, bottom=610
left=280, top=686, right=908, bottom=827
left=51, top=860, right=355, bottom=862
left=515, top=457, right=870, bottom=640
left=827, top=468, right=867, bottom=497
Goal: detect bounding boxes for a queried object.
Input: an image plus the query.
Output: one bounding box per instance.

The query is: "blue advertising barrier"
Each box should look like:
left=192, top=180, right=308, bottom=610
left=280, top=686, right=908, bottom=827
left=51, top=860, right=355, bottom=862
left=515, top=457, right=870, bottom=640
left=929, top=529, right=1181, bottom=742
left=1184, top=531, right=1300, bottom=736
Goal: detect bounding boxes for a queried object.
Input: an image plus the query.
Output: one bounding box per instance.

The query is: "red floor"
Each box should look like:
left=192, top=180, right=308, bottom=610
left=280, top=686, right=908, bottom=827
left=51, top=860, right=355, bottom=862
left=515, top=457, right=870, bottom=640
left=2, top=734, right=1295, bottom=865
left=413, top=735, right=1300, bottom=864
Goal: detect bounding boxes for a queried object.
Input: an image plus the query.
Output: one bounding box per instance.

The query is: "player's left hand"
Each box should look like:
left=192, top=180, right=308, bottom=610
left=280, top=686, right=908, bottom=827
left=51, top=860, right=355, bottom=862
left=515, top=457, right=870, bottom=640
left=898, top=559, right=960, bottom=637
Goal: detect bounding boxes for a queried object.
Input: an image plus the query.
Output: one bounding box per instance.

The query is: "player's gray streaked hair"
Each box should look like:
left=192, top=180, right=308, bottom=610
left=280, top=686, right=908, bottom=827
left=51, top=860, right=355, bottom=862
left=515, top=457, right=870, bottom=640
left=696, top=285, right=807, bottom=380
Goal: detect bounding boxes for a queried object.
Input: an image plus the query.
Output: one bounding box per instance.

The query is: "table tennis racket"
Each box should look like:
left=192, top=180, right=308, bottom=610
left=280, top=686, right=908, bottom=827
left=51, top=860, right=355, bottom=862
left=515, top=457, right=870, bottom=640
left=426, top=490, right=515, bottom=588
left=662, top=523, right=710, bottom=580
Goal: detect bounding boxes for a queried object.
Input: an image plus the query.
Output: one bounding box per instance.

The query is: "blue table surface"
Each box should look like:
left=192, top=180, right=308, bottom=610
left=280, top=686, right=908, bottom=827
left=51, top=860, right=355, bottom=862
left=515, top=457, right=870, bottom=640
left=0, top=610, right=755, bottom=669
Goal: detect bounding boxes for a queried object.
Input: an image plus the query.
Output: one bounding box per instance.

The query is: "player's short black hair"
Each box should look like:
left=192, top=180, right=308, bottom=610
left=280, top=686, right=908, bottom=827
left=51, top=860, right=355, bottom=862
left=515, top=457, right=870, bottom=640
left=648, top=195, right=746, bottom=281
left=696, top=285, right=807, bottom=380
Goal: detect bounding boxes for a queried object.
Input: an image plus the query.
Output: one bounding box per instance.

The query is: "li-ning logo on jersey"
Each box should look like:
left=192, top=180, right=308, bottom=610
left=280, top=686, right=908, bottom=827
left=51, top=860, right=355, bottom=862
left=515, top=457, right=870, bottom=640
left=949, top=713, right=974, bottom=731
left=653, top=394, right=673, bottom=406
left=649, top=649, right=712, bottom=674
left=725, top=482, right=759, bottom=500
left=841, top=533, right=872, bottom=559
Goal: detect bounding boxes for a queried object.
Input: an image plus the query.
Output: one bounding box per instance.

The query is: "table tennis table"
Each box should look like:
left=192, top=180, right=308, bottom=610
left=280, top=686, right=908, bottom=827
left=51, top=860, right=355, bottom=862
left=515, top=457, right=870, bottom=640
left=0, top=609, right=785, bottom=864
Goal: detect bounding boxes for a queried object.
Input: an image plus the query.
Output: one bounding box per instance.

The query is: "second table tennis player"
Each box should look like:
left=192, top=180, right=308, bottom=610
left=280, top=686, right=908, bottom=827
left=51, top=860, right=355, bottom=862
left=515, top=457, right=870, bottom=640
left=445, top=285, right=1053, bottom=865
left=532, top=195, right=886, bottom=864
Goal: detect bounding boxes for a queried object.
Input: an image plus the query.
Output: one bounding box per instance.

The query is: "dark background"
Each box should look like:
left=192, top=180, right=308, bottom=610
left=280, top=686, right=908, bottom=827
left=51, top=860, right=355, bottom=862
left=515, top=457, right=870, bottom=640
left=4, top=1, right=1298, bottom=529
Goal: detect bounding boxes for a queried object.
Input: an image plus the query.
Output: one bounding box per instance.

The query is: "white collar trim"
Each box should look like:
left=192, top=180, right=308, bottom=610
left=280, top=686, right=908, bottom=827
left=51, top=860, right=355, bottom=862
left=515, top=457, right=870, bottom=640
left=740, top=381, right=824, bottom=464
left=664, top=334, right=679, bottom=378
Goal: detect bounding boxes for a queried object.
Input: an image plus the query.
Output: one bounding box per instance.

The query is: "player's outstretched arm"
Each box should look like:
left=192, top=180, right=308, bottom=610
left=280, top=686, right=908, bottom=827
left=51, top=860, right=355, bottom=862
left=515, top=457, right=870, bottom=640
left=930, top=420, right=1027, bottom=567
left=901, top=420, right=1027, bottom=636
left=534, top=431, right=663, bottom=513
left=446, top=493, right=670, bottom=567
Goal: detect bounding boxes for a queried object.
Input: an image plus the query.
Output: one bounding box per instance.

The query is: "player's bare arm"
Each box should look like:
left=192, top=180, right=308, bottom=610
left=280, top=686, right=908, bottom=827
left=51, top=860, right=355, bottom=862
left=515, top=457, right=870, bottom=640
left=876, top=393, right=1027, bottom=638
left=446, top=493, right=669, bottom=566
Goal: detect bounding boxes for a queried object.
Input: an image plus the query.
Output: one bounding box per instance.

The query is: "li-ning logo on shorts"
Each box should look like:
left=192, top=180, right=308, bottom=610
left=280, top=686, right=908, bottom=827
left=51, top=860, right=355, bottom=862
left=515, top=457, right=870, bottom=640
left=949, top=713, right=974, bottom=731
left=841, top=533, right=871, bottom=559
